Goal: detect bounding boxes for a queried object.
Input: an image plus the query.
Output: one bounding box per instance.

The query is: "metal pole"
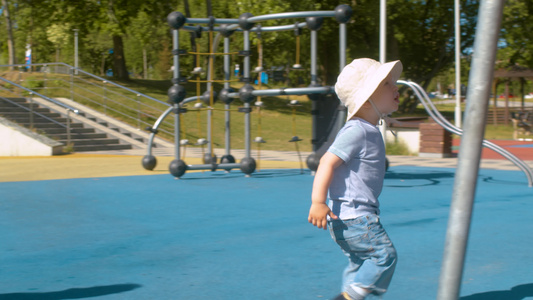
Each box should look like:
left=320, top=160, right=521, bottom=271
left=67, top=109, right=72, bottom=145
left=173, top=29, right=181, bottom=161
left=379, top=0, right=388, bottom=143
left=243, top=29, right=251, bottom=158
left=339, top=24, right=346, bottom=76
left=18, top=71, right=23, bottom=94
left=338, top=23, right=347, bottom=123
left=379, top=0, right=386, bottom=64
left=224, top=36, right=231, bottom=156
left=28, top=94, right=34, bottom=129
left=73, top=29, right=79, bottom=75
left=310, top=30, right=317, bottom=85
left=206, top=30, right=214, bottom=162
left=437, top=1, right=504, bottom=299
left=137, top=94, right=141, bottom=129
left=43, top=65, right=47, bottom=96
left=311, top=29, right=318, bottom=152
left=173, top=29, right=180, bottom=81
left=102, top=81, right=107, bottom=115
left=70, top=68, right=74, bottom=100
left=454, top=0, right=462, bottom=128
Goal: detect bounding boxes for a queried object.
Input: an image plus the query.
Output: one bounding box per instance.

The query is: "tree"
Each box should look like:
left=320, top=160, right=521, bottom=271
left=46, top=23, right=70, bottom=62
left=387, top=0, right=479, bottom=113
left=1, top=0, right=16, bottom=69
left=498, top=0, right=533, bottom=68
left=127, top=2, right=171, bottom=79
left=97, top=0, right=134, bottom=80
left=96, top=0, right=174, bottom=80
left=128, top=11, right=152, bottom=79
left=0, top=0, right=492, bottom=99
left=9, top=0, right=57, bottom=67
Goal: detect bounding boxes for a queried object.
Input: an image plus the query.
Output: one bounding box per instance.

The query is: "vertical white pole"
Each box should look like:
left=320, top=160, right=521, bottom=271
left=73, top=29, right=79, bottom=75
left=455, top=0, right=462, bottom=127
left=379, top=0, right=388, bottom=143
left=379, top=0, right=387, bottom=64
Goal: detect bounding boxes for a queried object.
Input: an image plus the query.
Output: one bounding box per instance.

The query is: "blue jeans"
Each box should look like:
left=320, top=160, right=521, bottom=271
left=329, top=214, right=397, bottom=298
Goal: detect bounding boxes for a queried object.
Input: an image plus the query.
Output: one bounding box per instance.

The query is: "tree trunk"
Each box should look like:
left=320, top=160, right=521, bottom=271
left=2, top=0, right=16, bottom=70
left=112, top=35, right=129, bottom=80
left=319, top=44, right=339, bottom=86
left=206, top=0, right=212, bottom=16
left=143, top=47, right=148, bottom=79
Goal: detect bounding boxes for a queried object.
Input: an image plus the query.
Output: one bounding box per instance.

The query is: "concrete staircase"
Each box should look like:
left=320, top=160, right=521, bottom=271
left=0, top=97, right=171, bottom=152
left=0, top=97, right=131, bottom=152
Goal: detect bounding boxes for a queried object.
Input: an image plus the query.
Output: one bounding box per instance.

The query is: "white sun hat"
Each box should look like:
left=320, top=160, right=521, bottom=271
left=335, top=58, right=403, bottom=121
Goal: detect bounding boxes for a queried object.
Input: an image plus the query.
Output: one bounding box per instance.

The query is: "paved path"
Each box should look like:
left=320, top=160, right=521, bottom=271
left=1, top=139, right=532, bottom=182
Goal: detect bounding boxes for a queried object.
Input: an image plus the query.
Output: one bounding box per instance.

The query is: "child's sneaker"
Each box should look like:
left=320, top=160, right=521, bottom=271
left=331, top=292, right=352, bottom=300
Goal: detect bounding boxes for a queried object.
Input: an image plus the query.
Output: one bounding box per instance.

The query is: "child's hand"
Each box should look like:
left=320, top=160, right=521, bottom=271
left=308, top=203, right=338, bottom=230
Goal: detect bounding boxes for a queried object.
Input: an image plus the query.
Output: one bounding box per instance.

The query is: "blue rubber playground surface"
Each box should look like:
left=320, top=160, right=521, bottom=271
left=1, top=166, right=533, bottom=300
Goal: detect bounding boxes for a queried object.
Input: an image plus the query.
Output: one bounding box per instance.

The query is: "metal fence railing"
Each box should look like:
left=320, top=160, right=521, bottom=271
left=400, top=80, right=533, bottom=187
left=0, top=63, right=175, bottom=140
left=0, top=76, right=80, bottom=145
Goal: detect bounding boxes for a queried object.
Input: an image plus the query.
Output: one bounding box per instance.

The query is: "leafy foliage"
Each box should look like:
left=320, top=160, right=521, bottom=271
left=499, top=0, right=533, bottom=67
left=2, top=0, right=531, bottom=98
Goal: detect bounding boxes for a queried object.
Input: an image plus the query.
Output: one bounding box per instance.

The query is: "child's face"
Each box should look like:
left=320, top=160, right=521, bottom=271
left=370, top=74, right=400, bottom=115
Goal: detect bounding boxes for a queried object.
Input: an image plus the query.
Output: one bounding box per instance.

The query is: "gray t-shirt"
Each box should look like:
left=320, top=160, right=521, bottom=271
left=327, top=118, right=386, bottom=220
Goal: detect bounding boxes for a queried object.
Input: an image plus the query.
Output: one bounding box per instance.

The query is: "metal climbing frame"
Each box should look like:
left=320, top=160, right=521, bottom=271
left=142, top=5, right=353, bottom=178
left=399, top=80, right=533, bottom=187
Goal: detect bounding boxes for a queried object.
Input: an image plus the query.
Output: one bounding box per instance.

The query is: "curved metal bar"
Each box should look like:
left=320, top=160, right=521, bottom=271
left=247, top=11, right=336, bottom=22
left=182, top=22, right=307, bottom=33
left=180, top=11, right=335, bottom=25
left=249, top=23, right=308, bottom=32
left=398, top=80, right=533, bottom=187
left=409, top=82, right=533, bottom=184
left=146, top=96, right=199, bottom=156
left=146, top=106, right=174, bottom=156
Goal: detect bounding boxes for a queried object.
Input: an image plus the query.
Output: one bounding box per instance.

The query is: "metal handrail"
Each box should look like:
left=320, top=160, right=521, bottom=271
left=20, top=76, right=170, bottom=134
left=0, top=76, right=79, bottom=114
left=399, top=80, right=533, bottom=187
left=0, top=62, right=170, bottom=106
left=0, top=62, right=175, bottom=140
left=0, top=77, right=80, bottom=145
left=0, top=88, right=67, bottom=128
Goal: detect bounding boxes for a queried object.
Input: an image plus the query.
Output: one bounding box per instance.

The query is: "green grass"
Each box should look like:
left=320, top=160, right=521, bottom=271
left=385, top=140, right=413, bottom=156
left=483, top=124, right=516, bottom=139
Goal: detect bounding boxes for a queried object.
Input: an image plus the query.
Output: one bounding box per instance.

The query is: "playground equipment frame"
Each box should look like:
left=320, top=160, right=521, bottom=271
left=142, top=5, right=353, bottom=178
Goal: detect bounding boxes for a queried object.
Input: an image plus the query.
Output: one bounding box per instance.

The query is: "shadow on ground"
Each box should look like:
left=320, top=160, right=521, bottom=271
left=0, top=283, right=141, bottom=300
left=460, top=283, right=533, bottom=300
left=177, top=168, right=310, bottom=180
left=384, top=170, right=456, bottom=187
